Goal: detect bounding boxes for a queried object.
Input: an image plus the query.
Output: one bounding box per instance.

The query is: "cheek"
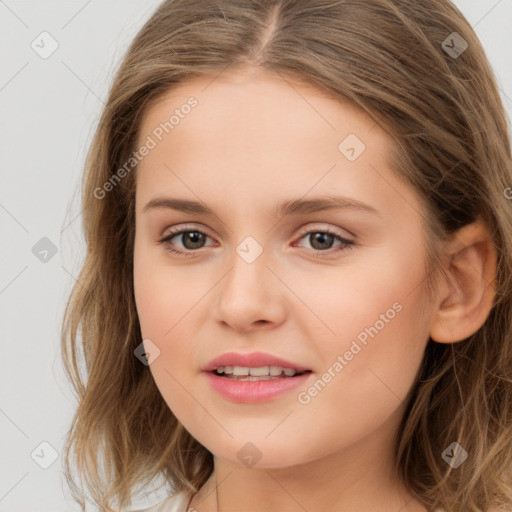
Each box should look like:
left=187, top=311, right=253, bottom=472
left=298, top=241, right=431, bottom=420
left=133, top=239, right=206, bottom=336
left=133, top=246, right=212, bottom=411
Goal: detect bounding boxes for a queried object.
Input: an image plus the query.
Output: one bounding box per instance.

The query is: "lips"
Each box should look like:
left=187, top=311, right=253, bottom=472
left=202, top=351, right=311, bottom=373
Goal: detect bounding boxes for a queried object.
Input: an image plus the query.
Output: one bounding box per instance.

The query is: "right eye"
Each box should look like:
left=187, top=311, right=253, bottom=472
left=158, top=227, right=216, bottom=257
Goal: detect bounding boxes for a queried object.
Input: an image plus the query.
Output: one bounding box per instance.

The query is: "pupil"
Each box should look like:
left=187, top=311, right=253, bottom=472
left=183, top=231, right=205, bottom=249
left=311, top=232, right=334, bottom=250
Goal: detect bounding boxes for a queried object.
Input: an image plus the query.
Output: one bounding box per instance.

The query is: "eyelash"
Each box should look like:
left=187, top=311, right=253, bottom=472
left=157, top=225, right=354, bottom=258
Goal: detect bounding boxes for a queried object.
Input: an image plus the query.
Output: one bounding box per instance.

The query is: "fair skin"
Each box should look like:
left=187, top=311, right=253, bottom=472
left=132, top=67, right=496, bottom=512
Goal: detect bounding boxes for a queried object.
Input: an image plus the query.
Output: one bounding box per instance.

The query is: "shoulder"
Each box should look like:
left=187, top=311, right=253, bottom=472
left=131, top=490, right=193, bottom=512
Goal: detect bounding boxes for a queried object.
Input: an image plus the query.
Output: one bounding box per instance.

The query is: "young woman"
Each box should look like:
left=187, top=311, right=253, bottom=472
left=61, top=1, right=512, bottom=511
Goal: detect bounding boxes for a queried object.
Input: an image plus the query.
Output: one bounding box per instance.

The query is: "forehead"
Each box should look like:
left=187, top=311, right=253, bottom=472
left=133, top=69, right=419, bottom=220
left=138, top=69, right=382, bottom=151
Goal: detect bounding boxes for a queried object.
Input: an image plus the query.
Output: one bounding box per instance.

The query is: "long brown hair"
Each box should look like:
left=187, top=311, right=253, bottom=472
left=61, top=1, right=512, bottom=510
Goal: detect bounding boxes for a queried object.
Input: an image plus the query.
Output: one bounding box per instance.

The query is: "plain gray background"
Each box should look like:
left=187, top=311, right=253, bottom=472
left=1, top=1, right=511, bottom=511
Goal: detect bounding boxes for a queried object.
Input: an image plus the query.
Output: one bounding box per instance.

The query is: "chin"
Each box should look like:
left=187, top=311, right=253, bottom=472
left=206, top=437, right=312, bottom=470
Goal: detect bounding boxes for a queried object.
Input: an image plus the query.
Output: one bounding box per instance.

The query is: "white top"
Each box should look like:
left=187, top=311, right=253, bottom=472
left=132, top=491, right=193, bottom=512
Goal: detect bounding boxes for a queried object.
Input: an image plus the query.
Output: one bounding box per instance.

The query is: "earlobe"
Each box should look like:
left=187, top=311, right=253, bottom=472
left=429, top=218, right=497, bottom=344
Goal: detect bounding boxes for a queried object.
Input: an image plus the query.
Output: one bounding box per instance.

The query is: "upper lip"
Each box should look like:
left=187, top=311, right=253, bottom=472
left=202, top=351, right=311, bottom=373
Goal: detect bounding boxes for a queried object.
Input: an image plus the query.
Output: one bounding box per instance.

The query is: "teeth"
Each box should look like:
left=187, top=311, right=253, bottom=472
left=233, top=366, right=250, bottom=376
left=270, top=366, right=283, bottom=376
left=215, top=365, right=299, bottom=377
left=249, top=366, right=269, bottom=376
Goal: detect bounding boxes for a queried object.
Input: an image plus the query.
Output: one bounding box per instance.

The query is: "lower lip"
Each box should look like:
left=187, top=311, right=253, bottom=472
left=204, top=371, right=312, bottom=403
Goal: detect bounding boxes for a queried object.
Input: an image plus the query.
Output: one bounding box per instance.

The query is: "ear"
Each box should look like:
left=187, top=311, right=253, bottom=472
left=429, top=217, right=497, bottom=344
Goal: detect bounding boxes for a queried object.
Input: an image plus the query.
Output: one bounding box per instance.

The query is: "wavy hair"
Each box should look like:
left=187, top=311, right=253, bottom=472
left=61, top=1, right=512, bottom=510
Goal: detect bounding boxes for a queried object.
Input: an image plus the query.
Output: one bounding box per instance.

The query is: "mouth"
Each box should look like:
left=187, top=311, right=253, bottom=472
left=211, top=366, right=312, bottom=381
left=205, top=365, right=314, bottom=402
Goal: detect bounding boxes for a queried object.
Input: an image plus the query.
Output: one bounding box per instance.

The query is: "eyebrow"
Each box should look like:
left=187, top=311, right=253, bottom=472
left=143, top=195, right=382, bottom=218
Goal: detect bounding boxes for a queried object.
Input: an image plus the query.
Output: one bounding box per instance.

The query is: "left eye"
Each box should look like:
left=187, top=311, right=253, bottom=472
left=158, top=227, right=354, bottom=257
left=295, top=230, right=354, bottom=252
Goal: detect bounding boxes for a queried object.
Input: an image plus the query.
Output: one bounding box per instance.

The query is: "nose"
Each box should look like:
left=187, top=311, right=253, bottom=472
left=213, top=244, right=286, bottom=333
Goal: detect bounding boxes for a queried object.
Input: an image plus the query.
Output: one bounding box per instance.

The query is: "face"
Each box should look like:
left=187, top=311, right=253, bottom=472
left=133, top=68, right=434, bottom=468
